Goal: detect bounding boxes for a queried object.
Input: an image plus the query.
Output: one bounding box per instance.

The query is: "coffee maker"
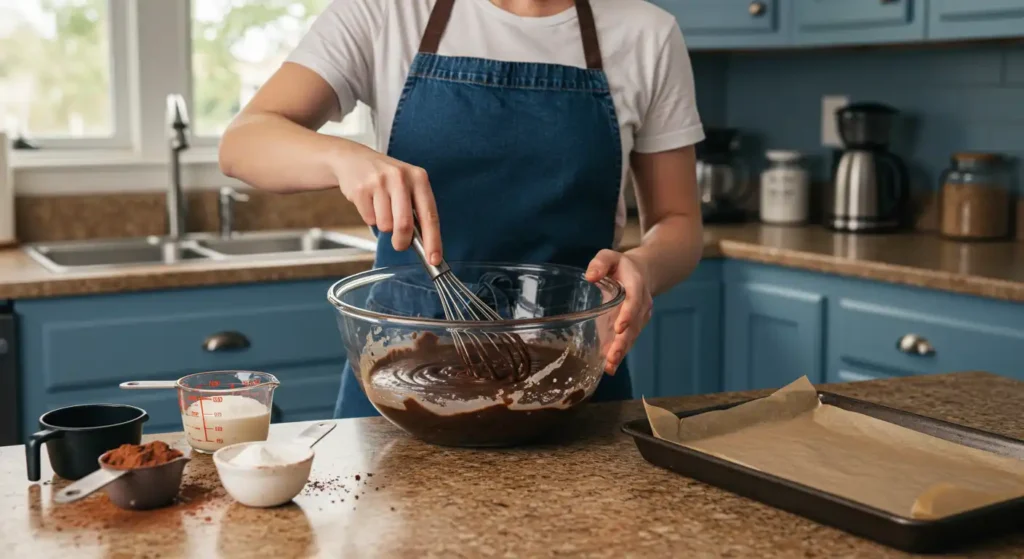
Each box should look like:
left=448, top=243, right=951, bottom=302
left=697, top=128, right=751, bottom=223
left=826, top=103, right=908, bottom=232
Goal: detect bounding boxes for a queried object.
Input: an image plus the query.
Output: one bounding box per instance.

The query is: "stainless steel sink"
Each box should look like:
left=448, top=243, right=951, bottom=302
left=24, top=237, right=212, bottom=273
left=194, top=228, right=375, bottom=257
left=23, top=228, right=375, bottom=273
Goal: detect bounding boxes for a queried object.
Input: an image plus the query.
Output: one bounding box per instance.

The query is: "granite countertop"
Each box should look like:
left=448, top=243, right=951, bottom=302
left=1, top=223, right=1023, bottom=302
left=3, top=372, right=1023, bottom=557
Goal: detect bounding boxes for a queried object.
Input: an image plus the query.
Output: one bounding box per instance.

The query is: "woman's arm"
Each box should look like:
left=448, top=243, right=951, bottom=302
left=218, top=63, right=442, bottom=263
left=624, top=144, right=703, bottom=296
left=585, top=145, right=702, bottom=372
left=219, top=63, right=359, bottom=193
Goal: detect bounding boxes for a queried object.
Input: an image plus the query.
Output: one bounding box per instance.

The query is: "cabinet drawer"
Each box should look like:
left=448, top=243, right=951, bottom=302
left=17, top=280, right=342, bottom=391
left=267, top=363, right=342, bottom=422
left=22, top=364, right=343, bottom=441
left=26, top=386, right=183, bottom=439
left=928, top=0, right=1024, bottom=40
left=828, top=362, right=901, bottom=384
left=831, top=297, right=1024, bottom=379
left=793, top=0, right=924, bottom=46
left=651, top=0, right=790, bottom=49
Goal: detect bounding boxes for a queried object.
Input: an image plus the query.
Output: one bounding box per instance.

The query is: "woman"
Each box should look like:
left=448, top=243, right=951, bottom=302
left=219, top=0, right=705, bottom=419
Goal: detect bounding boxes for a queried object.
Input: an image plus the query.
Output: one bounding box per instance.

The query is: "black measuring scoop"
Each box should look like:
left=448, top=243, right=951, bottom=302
left=25, top=404, right=148, bottom=482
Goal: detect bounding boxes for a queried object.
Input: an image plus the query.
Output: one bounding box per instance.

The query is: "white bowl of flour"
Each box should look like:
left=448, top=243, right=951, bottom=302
left=213, top=441, right=314, bottom=507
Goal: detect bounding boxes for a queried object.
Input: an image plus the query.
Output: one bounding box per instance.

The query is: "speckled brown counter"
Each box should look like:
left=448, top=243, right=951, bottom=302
left=3, top=372, right=1024, bottom=557
left=2, top=223, right=1024, bottom=302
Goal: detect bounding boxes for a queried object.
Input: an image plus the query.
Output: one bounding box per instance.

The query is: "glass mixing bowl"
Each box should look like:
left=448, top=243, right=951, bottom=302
left=328, top=263, right=624, bottom=447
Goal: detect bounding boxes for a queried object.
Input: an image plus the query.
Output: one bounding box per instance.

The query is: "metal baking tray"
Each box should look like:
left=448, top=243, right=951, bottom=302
left=622, top=392, right=1024, bottom=554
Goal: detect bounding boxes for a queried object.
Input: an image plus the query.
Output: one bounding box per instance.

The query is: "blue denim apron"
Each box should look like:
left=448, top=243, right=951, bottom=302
left=335, top=0, right=631, bottom=419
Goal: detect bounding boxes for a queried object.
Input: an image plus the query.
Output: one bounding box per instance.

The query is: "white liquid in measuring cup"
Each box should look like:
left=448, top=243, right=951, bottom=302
left=181, top=395, right=271, bottom=452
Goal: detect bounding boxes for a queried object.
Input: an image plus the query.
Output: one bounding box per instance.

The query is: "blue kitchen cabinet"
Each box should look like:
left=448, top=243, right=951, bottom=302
left=717, top=260, right=1024, bottom=388
left=792, top=0, right=925, bottom=46
left=927, top=0, right=1024, bottom=41
left=628, top=261, right=723, bottom=399
left=723, top=261, right=826, bottom=391
left=827, top=276, right=1024, bottom=384
left=651, top=0, right=791, bottom=50
left=15, top=279, right=345, bottom=441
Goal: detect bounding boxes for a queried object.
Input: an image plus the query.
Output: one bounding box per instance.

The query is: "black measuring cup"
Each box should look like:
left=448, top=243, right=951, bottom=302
left=26, top=404, right=148, bottom=482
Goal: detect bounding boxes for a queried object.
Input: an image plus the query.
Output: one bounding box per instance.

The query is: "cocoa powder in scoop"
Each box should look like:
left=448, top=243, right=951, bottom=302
left=102, top=441, right=183, bottom=469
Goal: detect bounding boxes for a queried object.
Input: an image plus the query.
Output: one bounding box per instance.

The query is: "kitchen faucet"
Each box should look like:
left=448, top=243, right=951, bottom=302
left=166, top=94, right=189, bottom=241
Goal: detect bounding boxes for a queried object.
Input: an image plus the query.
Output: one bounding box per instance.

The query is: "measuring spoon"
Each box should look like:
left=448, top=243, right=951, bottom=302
left=119, top=381, right=178, bottom=389
left=294, top=421, right=337, bottom=448
left=54, top=449, right=190, bottom=509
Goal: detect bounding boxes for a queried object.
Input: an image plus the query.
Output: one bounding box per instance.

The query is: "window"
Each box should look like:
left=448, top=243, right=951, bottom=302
left=0, top=0, right=125, bottom=145
left=190, top=0, right=371, bottom=140
left=4, top=0, right=371, bottom=159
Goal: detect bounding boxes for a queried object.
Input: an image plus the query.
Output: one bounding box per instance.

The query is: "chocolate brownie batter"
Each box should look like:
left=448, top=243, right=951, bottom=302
left=366, top=333, right=599, bottom=447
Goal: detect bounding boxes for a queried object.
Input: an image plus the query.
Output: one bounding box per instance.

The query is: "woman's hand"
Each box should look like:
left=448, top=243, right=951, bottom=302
left=331, top=144, right=443, bottom=265
left=218, top=63, right=443, bottom=266
left=585, top=250, right=654, bottom=374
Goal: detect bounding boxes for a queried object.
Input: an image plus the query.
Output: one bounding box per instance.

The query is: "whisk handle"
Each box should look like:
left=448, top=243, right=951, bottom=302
left=411, top=214, right=450, bottom=279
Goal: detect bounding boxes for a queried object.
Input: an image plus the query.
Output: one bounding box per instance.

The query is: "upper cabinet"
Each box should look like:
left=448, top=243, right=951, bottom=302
left=650, top=0, right=791, bottom=49
left=657, top=0, right=1023, bottom=51
left=927, top=0, right=1024, bottom=41
left=792, top=0, right=925, bottom=46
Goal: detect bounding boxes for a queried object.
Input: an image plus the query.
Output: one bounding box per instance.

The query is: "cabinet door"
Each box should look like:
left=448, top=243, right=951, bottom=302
left=793, top=0, right=925, bottom=46
left=651, top=0, right=791, bottom=50
left=16, top=279, right=344, bottom=441
left=266, top=362, right=343, bottom=423
left=628, top=262, right=722, bottom=398
left=724, top=272, right=826, bottom=391
left=928, top=0, right=1024, bottom=40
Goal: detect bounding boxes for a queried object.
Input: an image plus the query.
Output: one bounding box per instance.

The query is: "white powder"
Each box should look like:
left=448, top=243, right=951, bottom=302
left=229, top=444, right=292, bottom=468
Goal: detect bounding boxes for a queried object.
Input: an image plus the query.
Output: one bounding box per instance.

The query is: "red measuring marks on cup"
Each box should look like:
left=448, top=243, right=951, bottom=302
left=184, top=393, right=227, bottom=444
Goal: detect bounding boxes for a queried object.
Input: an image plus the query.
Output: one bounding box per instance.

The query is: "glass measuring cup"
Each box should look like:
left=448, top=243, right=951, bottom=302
left=121, top=371, right=279, bottom=453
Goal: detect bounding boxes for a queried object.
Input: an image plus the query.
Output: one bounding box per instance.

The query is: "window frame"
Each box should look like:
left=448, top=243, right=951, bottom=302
left=12, top=0, right=374, bottom=168
left=5, top=0, right=134, bottom=150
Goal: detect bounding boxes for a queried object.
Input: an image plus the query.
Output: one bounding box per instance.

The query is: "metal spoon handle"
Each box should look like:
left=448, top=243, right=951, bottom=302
left=54, top=468, right=128, bottom=504
left=120, top=381, right=178, bottom=390
left=294, top=422, right=336, bottom=448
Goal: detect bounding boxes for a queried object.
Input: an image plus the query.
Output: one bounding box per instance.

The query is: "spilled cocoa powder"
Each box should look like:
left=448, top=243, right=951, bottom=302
left=43, top=459, right=224, bottom=532
left=102, top=441, right=183, bottom=469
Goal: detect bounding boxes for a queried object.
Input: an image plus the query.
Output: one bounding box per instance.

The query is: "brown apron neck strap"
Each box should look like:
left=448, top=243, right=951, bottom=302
left=419, top=0, right=457, bottom=55
left=419, top=0, right=604, bottom=70
left=575, top=0, right=603, bottom=70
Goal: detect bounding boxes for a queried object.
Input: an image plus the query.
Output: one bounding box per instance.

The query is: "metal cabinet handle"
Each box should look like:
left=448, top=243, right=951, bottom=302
left=203, top=331, right=251, bottom=352
left=749, top=1, right=767, bottom=17
left=897, top=334, right=935, bottom=357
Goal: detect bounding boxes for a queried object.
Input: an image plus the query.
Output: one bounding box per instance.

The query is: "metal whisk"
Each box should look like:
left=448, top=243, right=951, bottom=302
left=410, top=220, right=531, bottom=382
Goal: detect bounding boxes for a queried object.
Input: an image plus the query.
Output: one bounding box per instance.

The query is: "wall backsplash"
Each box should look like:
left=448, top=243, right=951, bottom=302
left=690, top=44, right=1023, bottom=235
left=15, top=190, right=364, bottom=243
left=692, top=45, right=1024, bottom=193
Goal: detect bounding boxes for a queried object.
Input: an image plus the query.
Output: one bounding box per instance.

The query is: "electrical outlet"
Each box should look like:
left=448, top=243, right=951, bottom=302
left=821, top=95, right=849, bottom=148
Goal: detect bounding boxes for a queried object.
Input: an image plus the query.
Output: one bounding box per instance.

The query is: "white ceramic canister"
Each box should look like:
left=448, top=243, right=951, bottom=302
left=759, top=150, right=809, bottom=225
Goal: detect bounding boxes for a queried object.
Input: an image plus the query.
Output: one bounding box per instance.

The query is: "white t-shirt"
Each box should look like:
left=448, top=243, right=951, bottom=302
left=287, top=0, right=705, bottom=237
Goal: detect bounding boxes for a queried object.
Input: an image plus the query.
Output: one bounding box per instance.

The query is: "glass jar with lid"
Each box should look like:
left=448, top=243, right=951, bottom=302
left=760, top=150, right=809, bottom=225
left=939, top=152, right=1010, bottom=241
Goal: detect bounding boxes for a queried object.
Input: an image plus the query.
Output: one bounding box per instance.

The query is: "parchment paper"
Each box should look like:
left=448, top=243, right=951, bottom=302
left=644, top=376, right=1024, bottom=519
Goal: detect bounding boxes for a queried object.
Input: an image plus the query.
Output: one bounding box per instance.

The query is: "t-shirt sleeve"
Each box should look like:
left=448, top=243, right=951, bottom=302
left=633, top=25, right=705, bottom=154
left=286, top=0, right=384, bottom=122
